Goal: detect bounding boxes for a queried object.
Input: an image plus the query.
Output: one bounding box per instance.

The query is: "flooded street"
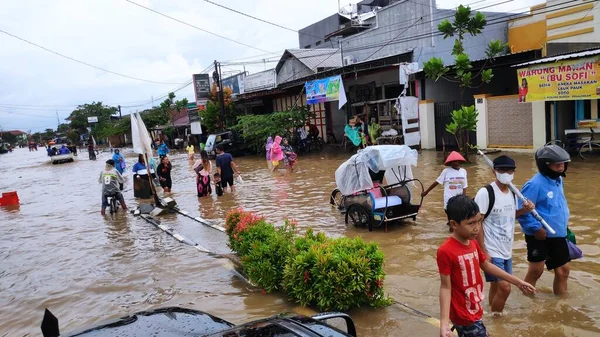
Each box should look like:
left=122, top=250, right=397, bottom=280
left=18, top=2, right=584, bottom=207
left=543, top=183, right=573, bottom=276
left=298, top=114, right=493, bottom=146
left=1, top=147, right=599, bottom=336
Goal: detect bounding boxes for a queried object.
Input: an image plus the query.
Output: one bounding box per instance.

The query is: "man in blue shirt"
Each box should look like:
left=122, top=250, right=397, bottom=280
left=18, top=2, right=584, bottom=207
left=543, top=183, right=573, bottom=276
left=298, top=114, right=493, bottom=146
left=215, top=144, right=240, bottom=193
left=518, top=145, right=571, bottom=295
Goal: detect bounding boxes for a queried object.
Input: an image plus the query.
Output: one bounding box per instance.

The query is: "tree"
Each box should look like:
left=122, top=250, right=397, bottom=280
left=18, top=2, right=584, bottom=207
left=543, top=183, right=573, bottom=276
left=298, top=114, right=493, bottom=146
left=232, top=106, right=314, bottom=153
left=423, top=5, right=507, bottom=160
left=66, top=102, right=118, bottom=141
left=201, top=84, right=236, bottom=132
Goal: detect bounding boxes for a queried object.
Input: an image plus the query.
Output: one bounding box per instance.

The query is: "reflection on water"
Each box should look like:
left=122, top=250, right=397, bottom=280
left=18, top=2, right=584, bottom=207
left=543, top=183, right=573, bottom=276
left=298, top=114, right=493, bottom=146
left=0, top=147, right=599, bottom=336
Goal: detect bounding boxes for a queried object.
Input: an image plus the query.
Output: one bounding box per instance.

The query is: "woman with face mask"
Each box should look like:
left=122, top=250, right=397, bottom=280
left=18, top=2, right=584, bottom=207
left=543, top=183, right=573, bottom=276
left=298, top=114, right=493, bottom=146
left=474, top=155, right=535, bottom=315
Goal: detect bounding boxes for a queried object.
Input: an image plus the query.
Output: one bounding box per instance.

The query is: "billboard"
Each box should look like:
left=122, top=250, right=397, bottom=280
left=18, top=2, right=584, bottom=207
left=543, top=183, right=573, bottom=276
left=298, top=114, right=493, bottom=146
left=244, top=69, right=276, bottom=93
left=192, top=73, right=210, bottom=107
left=222, top=73, right=245, bottom=95
left=516, top=55, right=600, bottom=102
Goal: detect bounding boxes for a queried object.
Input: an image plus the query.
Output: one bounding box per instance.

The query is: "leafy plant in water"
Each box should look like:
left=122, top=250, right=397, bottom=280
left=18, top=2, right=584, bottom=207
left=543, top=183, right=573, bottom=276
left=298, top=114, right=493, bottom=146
left=446, top=105, right=479, bottom=156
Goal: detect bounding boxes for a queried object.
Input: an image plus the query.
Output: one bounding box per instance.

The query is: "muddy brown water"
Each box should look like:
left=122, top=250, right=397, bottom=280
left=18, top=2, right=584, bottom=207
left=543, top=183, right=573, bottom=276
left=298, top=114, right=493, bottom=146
left=1, top=147, right=599, bottom=336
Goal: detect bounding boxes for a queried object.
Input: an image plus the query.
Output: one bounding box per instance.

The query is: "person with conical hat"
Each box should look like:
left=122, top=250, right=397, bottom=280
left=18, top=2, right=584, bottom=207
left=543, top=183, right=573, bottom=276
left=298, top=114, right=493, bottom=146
left=422, top=151, right=468, bottom=210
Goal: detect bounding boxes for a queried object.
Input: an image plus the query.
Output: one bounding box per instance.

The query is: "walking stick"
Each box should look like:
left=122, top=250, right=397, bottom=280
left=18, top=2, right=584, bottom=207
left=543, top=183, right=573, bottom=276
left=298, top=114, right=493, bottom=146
left=477, top=150, right=556, bottom=235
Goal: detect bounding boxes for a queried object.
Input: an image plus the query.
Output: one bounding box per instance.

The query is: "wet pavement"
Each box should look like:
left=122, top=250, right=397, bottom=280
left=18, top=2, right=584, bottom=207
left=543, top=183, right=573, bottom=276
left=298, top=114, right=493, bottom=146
left=0, top=147, right=599, bottom=336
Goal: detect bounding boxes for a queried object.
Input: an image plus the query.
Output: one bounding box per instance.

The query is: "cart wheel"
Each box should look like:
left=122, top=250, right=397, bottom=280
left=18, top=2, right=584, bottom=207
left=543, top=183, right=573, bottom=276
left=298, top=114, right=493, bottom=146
left=330, top=189, right=344, bottom=209
left=345, top=204, right=369, bottom=227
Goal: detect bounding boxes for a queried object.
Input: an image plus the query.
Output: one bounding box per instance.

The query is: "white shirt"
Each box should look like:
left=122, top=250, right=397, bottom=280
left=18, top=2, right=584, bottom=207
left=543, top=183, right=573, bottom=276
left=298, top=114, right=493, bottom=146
left=474, top=181, right=518, bottom=260
left=436, top=167, right=468, bottom=209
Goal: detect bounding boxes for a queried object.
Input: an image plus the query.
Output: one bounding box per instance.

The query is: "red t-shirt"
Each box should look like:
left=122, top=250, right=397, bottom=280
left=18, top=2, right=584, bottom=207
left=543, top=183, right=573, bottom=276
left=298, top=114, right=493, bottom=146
left=437, top=238, right=487, bottom=326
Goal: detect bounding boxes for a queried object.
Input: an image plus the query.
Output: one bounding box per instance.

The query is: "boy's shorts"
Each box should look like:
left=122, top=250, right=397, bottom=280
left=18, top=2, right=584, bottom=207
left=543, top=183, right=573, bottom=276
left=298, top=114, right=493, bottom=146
left=525, top=235, right=571, bottom=270
left=221, top=176, right=234, bottom=188
left=453, top=320, right=488, bottom=337
left=484, top=257, right=513, bottom=282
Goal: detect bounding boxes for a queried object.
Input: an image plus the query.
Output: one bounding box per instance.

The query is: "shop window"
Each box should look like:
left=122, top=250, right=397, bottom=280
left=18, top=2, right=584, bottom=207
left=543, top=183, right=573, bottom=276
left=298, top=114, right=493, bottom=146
left=384, top=85, right=403, bottom=99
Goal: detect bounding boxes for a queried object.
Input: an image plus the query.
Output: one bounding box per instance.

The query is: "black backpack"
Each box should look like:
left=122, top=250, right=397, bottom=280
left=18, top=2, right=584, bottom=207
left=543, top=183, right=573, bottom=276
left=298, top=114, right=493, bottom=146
left=482, top=184, right=515, bottom=219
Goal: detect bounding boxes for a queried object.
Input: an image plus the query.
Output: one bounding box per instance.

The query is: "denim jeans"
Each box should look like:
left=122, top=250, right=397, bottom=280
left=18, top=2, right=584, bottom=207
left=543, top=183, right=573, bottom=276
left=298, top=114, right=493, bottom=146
left=453, top=320, right=488, bottom=337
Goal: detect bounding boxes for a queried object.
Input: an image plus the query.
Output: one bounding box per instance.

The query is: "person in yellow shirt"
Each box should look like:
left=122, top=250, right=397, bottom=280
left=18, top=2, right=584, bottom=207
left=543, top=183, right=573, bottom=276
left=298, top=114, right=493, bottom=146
left=186, top=144, right=195, bottom=160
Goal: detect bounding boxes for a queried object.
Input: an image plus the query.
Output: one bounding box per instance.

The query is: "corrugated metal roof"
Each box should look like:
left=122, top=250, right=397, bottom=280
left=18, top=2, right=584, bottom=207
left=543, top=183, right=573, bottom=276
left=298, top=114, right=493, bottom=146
left=513, top=48, right=600, bottom=67
left=275, top=48, right=342, bottom=73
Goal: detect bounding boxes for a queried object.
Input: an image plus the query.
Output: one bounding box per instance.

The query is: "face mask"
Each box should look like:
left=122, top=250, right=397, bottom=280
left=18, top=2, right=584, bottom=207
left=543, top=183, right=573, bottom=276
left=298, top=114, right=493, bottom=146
left=496, top=172, right=514, bottom=184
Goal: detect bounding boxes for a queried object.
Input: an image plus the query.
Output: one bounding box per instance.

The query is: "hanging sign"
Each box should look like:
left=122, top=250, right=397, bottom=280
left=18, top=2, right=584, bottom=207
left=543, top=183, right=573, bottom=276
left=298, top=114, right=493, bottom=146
left=305, top=75, right=344, bottom=105
left=516, top=56, right=600, bottom=102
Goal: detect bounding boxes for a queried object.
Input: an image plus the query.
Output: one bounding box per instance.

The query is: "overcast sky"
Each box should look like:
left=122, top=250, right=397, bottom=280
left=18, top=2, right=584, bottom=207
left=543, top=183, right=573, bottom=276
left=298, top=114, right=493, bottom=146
left=0, top=0, right=540, bottom=133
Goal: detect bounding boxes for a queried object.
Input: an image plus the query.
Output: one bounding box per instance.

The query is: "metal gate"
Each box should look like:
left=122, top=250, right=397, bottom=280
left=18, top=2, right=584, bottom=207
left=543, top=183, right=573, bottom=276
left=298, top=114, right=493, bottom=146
left=434, top=101, right=476, bottom=150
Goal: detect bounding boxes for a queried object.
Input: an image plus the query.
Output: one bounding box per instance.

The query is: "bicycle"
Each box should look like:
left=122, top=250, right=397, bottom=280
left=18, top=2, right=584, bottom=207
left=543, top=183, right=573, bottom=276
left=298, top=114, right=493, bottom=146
left=545, top=128, right=600, bottom=160
left=577, top=128, right=600, bottom=159
left=107, top=194, right=119, bottom=214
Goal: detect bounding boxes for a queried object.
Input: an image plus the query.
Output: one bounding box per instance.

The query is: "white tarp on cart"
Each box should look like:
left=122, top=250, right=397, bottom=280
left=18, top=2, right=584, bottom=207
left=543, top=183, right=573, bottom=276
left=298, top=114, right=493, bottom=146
left=334, top=145, right=419, bottom=195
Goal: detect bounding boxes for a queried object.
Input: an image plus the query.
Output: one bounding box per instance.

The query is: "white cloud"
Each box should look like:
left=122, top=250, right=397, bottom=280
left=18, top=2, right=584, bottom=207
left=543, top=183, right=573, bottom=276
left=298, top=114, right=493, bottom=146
left=0, top=0, right=539, bottom=132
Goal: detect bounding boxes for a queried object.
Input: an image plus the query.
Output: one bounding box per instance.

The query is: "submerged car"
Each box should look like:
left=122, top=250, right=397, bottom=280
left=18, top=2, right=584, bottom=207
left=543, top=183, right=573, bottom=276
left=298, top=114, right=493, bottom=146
left=204, top=130, right=250, bottom=158
left=41, top=307, right=357, bottom=337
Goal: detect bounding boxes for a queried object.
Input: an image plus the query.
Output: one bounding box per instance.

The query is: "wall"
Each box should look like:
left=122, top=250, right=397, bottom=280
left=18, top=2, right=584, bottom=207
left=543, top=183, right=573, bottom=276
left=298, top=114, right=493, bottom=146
left=298, top=14, right=343, bottom=49
left=414, top=10, right=509, bottom=68
left=487, top=95, right=534, bottom=147
left=508, top=0, right=600, bottom=54
left=329, top=102, right=347, bottom=143
left=276, top=58, right=313, bottom=85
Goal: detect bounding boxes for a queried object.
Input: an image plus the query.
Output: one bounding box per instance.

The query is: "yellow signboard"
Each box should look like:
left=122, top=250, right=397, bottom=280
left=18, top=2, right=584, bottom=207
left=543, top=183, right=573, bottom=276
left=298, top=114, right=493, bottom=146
left=516, top=55, right=600, bottom=102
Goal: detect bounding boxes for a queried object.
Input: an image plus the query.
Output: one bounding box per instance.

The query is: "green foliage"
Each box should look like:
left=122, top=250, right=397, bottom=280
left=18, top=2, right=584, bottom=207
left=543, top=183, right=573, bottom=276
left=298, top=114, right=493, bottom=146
left=423, top=57, right=449, bottom=81
left=446, top=105, right=479, bottom=158
left=224, top=209, right=391, bottom=311
left=67, top=102, right=118, bottom=135
left=486, top=39, right=508, bottom=59
left=423, top=5, right=504, bottom=89
left=232, top=106, right=314, bottom=153
left=200, top=101, right=222, bottom=133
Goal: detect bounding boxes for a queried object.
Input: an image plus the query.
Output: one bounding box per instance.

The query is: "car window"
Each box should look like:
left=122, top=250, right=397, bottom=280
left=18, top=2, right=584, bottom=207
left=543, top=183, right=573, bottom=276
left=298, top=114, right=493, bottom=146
left=209, top=322, right=299, bottom=337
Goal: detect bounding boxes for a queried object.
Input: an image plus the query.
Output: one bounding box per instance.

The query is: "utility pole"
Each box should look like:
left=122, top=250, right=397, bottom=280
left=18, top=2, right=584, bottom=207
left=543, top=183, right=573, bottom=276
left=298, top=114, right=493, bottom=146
left=118, top=105, right=124, bottom=146
left=56, top=110, right=60, bottom=129
left=213, top=60, right=226, bottom=130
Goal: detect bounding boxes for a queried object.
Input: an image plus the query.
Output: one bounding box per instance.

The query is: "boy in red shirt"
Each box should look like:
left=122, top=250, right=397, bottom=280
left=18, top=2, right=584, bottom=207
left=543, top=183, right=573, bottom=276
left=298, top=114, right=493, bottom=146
left=437, top=195, right=535, bottom=337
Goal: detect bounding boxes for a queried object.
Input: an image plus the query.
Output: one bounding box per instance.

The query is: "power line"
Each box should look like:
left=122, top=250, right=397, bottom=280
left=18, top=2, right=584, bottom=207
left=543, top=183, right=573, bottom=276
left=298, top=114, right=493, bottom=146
left=363, top=17, right=423, bottom=62
left=123, top=0, right=274, bottom=54
left=202, top=0, right=334, bottom=46
left=0, top=110, right=61, bottom=119
left=0, top=28, right=184, bottom=85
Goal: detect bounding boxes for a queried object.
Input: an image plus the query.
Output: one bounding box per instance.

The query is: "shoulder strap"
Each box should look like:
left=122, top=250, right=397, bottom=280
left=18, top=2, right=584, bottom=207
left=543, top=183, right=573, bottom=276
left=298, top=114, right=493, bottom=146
left=484, top=184, right=495, bottom=219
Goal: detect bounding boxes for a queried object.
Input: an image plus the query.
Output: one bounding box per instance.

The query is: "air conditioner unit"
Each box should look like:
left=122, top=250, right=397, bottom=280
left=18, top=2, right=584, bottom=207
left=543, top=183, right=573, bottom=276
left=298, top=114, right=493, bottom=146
left=343, top=56, right=356, bottom=66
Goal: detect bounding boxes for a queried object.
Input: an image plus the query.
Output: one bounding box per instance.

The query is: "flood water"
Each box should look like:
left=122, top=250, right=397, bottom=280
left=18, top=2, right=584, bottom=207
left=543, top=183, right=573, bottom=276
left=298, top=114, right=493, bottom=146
left=1, top=146, right=599, bottom=336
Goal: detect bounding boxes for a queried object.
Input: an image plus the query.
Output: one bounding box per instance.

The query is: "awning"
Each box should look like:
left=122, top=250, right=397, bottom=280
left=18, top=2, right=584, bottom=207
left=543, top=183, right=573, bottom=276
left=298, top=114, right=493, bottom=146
left=513, top=48, right=600, bottom=67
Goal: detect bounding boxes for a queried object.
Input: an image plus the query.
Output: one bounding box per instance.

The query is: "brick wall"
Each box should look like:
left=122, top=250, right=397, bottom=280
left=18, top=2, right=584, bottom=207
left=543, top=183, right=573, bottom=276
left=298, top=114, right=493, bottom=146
left=487, top=95, right=533, bottom=146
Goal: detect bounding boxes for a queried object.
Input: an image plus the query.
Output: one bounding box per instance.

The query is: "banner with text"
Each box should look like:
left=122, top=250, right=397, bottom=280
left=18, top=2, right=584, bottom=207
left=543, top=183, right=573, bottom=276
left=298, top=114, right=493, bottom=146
left=305, top=75, right=343, bottom=105
left=516, top=56, right=600, bottom=102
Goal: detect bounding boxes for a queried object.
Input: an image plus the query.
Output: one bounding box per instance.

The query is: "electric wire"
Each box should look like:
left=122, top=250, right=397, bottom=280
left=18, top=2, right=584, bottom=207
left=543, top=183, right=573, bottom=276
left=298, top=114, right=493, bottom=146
left=0, top=28, right=184, bottom=85
left=123, top=0, right=275, bottom=54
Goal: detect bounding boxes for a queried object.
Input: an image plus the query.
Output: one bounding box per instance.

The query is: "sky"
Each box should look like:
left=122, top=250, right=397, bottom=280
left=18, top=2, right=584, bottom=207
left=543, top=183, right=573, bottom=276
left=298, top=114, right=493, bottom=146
left=0, top=0, right=542, bottom=133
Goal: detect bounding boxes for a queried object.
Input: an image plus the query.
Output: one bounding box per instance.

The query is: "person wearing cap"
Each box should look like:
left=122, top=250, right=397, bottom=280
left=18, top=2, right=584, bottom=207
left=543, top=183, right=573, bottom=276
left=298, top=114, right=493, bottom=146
left=99, top=159, right=126, bottom=215
left=518, top=145, right=572, bottom=295
left=422, top=151, right=469, bottom=210
left=474, top=155, right=535, bottom=314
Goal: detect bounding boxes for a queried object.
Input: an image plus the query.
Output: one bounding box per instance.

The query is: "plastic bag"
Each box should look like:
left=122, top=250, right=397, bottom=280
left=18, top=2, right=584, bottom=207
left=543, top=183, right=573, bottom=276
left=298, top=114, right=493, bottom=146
left=236, top=175, right=244, bottom=185
left=567, top=240, right=583, bottom=260
left=567, top=228, right=576, bottom=244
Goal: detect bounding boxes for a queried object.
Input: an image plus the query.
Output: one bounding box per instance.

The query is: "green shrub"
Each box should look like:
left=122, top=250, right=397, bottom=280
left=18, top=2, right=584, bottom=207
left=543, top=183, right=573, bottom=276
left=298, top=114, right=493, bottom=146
left=224, top=209, right=391, bottom=311
left=283, top=235, right=391, bottom=311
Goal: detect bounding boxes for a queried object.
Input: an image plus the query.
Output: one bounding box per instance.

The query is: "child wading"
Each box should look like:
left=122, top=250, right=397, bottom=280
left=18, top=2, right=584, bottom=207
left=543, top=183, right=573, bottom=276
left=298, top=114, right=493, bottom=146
left=422, top=151, right=468, bottom=210
left=438, top=195, right=535, bottom=337
left=474, top=155, right=534, bottom=315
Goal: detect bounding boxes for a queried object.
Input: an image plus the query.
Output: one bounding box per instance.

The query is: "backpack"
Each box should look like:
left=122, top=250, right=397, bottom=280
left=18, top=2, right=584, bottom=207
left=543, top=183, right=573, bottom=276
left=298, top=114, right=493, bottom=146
left=482, top=184, right=515, bottom=219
